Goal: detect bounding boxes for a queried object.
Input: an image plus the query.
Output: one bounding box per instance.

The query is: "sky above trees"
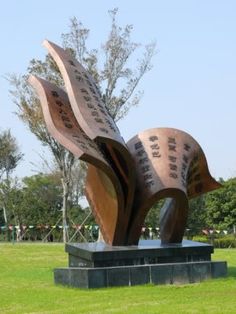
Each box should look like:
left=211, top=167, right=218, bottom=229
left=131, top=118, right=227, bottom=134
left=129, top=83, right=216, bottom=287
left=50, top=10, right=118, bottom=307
left=1, top=0, right=236, bottom=180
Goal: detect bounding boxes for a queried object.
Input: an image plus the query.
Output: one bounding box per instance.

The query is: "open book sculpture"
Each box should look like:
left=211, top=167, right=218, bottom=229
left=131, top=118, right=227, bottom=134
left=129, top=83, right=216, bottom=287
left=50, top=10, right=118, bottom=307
left=29, top=40, right=221, bottom=246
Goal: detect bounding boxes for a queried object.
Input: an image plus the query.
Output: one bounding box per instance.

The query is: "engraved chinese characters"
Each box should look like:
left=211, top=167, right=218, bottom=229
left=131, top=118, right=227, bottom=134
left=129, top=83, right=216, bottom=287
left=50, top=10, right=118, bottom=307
left=126, top=128, right=221, bottom=244
left=43, top=40, right=122, bottom=142
left=28, top=76, right=107, bottom=164
left=29, top=76, right=128, bottom=245
left=29, top=40, right=221, bottom=246
left=43, top=40, right=136, bottom=236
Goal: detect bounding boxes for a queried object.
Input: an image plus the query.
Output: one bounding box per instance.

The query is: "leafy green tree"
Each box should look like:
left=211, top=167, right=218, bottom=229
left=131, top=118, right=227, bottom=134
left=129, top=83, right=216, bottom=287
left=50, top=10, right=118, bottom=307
left=205, top=178, right=236, bottom=231
left=17, top=174, right=62, bottom=226
left=0, top=179, right=21, bottom=224
left=0, top=130, right=23, bottom=224
left=145, top=200, right=164, bottom=229
left=187, top=195, right=207, bottom=236
left=1, top=172, right=91, bottom=241
left=0, top=129, right=23, bottom=181
left=1, top=173, right=63, bottom=241
left=8, top=9, right=156, bottom=242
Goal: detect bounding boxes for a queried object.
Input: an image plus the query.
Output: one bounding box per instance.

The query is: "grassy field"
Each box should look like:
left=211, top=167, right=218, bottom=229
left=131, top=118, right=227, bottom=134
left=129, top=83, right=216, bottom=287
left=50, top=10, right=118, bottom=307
left=0, top=243, right=235, bottom=314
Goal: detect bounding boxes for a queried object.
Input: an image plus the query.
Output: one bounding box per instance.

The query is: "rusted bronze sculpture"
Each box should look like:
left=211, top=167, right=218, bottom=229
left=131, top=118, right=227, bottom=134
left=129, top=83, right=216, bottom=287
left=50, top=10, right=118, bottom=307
left=29, top=40, right=220, bottom=246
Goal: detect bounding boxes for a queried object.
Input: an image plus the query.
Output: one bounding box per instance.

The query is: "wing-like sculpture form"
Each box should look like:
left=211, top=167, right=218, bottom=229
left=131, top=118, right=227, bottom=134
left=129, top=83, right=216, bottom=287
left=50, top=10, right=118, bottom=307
left=126, top=128, right=221, bottom=244
left=29, top=40, right=221, bottom=246
left=43, top=40, right=136, bottom=237
left=29, top=76, right=129, bottom=244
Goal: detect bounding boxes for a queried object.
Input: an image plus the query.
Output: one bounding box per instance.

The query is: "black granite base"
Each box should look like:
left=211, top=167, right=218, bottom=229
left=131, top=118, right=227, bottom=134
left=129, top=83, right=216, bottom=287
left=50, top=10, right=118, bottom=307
left=54, top=240, right=227, bottom=288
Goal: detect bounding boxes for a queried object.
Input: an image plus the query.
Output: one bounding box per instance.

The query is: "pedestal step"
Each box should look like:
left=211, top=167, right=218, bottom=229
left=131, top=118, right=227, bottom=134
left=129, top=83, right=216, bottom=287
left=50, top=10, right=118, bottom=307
left=54, top=260, right=227, bottom=289
left=54, top=240, right=227, bottom=289
left=66, top=240, right=214, bottom=267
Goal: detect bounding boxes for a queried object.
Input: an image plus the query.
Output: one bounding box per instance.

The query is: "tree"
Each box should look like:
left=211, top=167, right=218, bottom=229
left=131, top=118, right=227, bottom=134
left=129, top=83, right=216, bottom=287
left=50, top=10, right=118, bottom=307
left=0, top=130, right=23, bottom=224
left=8, top=8, right=156, bottom=242
left=187, top=195, right=207, bottom=236
left=61, top=9, right=156, bottom=121
left=0, top=172, right=90, bottom=241
left=0, top=129, right=23, bottom=181
left=205, top=178, right=236, bottom=231
left=144, top=200, right=164, bottom=228
left=69, top=160, right=86, bottom=206
left=1, top=173, right=63, bottom=241
left=18, top=174, right=62, bottom=226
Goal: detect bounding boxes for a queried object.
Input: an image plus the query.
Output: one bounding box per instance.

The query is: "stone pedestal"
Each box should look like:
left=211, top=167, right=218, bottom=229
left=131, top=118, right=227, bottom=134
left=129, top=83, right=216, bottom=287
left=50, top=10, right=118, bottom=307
left=54, top=240, right=227, bottom=288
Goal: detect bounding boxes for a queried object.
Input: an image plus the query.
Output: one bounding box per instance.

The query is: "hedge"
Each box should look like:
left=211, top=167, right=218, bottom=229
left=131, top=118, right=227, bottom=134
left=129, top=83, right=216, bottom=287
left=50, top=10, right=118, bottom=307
left=192, top=235, right=236, bottom=248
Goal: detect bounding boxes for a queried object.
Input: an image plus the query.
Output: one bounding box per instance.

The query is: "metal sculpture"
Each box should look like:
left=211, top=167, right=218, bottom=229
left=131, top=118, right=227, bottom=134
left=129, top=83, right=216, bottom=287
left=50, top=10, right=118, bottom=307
left=29, top=40, right=221, bottom=246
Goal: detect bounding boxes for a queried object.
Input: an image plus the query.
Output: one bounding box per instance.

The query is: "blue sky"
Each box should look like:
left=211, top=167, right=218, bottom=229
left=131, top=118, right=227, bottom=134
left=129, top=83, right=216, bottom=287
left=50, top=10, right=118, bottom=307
left=0, top=0, right=236, bottom=180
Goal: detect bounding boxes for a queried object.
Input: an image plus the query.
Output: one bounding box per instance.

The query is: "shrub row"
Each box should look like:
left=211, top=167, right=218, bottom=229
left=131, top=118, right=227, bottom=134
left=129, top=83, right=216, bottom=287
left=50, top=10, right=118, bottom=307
left=192, top=235, right=236, bottom=248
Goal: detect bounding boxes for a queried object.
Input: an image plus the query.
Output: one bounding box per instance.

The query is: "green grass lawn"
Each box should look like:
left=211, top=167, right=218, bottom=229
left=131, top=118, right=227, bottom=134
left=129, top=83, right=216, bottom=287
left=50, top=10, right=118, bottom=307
left=0, top=243, right=235, bottom=314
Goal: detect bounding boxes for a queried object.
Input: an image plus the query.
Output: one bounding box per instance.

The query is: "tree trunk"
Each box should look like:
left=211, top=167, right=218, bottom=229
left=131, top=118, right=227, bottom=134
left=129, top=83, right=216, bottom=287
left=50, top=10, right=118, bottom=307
left=61, top=178, right=69, bottom=243
left=2, top=176, right=11, bottom=225
left=3, top=206, right=7, bottom=224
